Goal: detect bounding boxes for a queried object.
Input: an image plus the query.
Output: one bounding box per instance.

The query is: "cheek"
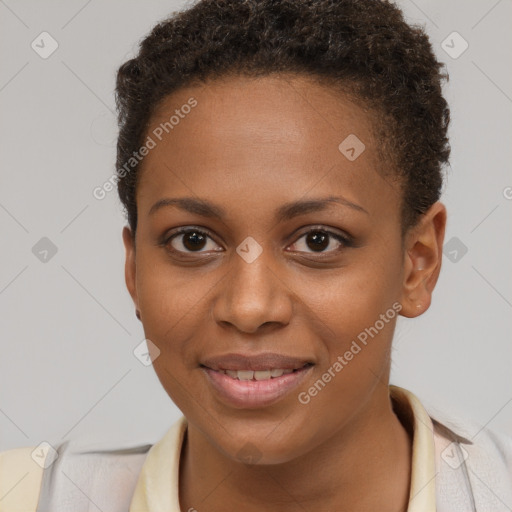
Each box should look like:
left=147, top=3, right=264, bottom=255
left=304, top=279, right=398, bottom=388
left=136, top=245, right=208, bottom=321
left=294, top=285, right=399, bottom=440
left=135, top=263, right=203, bottom=412
left=297, top=249, right=402, bottom=391
left=135, top=257, right=203, bottom=364
left=303, top=253, right=401, bottom=338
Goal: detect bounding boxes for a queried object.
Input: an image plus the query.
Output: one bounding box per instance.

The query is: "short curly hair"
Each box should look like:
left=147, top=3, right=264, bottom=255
left=115, top=0, right=450, bottom=237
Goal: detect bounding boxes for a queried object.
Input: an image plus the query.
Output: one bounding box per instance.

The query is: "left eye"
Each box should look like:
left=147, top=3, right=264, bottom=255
left=288, top=229, right=349, bottom=254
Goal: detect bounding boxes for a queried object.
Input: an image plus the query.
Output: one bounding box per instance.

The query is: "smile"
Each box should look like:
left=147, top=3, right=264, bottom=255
left=201, top=363, right=314, bottom=409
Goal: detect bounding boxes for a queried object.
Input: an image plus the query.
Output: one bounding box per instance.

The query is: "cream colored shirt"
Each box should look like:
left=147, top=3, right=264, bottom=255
left=3, top=385, right=512, bottom=511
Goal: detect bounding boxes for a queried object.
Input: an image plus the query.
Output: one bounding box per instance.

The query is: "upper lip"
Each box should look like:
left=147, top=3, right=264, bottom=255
left=201, top=352, right=314, bottom=371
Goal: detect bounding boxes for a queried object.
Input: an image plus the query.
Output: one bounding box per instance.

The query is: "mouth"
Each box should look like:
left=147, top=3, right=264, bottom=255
left=200, top=362, right=314, bottom=409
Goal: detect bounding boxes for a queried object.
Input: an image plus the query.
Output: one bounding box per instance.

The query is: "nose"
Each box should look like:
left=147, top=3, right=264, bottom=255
left=212, top=249, right=293, bottom=334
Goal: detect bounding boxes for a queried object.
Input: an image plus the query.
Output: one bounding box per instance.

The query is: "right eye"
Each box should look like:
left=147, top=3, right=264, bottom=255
left=164, top=227, right=224, bottom=254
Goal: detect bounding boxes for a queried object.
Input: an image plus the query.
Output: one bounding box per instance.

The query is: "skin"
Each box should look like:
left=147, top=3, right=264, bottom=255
left=122, top=74, right=446, bottom=512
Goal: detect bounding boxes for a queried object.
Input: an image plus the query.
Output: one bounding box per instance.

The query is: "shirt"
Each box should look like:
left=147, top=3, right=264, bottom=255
left=1, top=385, right=511, bottom=511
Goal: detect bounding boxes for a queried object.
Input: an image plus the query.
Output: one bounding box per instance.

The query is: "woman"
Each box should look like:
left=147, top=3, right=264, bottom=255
left=1, top=0, right=511, bottom=511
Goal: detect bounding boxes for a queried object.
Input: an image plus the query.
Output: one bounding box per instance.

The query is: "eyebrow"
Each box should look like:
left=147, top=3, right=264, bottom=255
left=148, top=195, right=369, bottom=222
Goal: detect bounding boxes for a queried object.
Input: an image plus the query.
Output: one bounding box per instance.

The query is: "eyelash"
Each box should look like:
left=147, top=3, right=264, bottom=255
left=160, top=225, right=353, bottom=256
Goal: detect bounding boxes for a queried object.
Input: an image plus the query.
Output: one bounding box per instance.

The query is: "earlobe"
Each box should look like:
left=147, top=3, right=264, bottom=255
left=122, top=226, right=139, bottom=314
left=399, top=202, right=447, bottom=318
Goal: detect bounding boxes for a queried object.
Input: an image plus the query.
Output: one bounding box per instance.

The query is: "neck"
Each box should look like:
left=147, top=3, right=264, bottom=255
left=179, top=386, right=412, bottom=512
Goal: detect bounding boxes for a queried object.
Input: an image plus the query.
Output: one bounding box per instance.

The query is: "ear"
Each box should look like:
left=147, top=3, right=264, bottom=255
left=122, top=226, right=140, bottom=317
left=399, top=202, right=447, bottom=318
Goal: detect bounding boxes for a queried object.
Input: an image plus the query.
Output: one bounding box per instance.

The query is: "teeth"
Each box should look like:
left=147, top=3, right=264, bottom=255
left=219, top=368, right=296, bottom=380
left=254, top=370, right=271, bottom=380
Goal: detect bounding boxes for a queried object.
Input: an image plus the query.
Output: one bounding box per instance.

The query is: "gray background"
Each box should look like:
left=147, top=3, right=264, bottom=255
left=1, top=0, right=511, bottom=451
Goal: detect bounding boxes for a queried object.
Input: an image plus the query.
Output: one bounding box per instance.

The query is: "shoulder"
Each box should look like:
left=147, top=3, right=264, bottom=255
left=431, top=411, right=512, bottom=466
left=0, top=438, right=153, bottom=512
left=429, top=410, right=512, bottom=511
left=0, top=444, right=47, bottom=512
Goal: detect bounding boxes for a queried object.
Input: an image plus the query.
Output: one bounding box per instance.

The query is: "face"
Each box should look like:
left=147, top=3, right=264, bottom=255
left=123, top=74, right=445, bottom=464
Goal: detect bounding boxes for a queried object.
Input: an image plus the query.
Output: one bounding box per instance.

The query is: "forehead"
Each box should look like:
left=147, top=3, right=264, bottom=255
left=136, top=74, right=399, bottom=224
left=147, top=74, right=377, bottom=163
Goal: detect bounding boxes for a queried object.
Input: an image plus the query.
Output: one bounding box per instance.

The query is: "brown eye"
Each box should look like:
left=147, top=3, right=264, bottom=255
left=166, top=228, right=222, bottom=254
left=288, top=228, right=350, bottom=254
left=181, top=230, right=207, bottom=251
left=305, top=231, right=329, bottom=252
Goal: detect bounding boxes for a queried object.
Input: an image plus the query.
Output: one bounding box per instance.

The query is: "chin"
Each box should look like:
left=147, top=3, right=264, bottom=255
left=211, top=430, right=309, bottom=466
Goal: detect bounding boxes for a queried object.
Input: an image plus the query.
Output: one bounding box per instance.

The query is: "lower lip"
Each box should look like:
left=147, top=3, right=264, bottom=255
left=202, top=365, right=313, bottom=409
